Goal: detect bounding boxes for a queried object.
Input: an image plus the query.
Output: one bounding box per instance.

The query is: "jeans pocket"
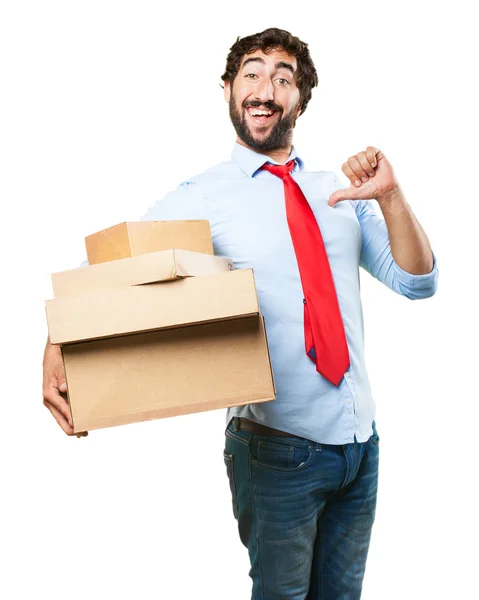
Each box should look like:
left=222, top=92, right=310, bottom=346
left=369, top=420, right=380, bottom=446
left=223, top=450, right=239, bottom=519
left=251, top=436, right=314, bottom=473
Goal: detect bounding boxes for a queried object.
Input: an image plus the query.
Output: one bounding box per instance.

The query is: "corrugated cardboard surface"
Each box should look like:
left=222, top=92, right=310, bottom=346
left=63, top=315, right=275, bottom=433
left=51, top=249, right=234, bottom=297
left=46, top=269, right=258, bottom=345
left=85, top=220, right=214, bottom=265
left=85, top=222, right=131, bottom=265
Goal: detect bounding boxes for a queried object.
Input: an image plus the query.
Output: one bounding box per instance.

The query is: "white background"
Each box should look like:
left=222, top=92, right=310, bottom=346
left=1, top=1, right=477, bottom=598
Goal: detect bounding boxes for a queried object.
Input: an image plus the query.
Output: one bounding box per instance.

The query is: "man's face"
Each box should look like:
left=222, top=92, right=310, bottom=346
left=224, top=48, right=302, bottom=153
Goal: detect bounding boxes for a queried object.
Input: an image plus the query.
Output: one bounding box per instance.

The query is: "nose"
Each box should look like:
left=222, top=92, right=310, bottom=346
left=254, top=78, right=274, bottom=103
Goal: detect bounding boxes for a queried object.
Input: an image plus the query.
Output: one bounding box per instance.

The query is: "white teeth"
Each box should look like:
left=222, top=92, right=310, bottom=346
left=250, top=109, right=274, bottom=116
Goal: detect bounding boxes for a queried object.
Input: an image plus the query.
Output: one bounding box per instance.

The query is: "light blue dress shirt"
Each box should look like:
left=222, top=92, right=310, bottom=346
left=141, top=142, right=438, bottom=444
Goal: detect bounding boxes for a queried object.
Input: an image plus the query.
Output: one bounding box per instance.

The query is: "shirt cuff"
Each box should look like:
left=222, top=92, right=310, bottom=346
left=392, top=252, right=439, bottom=290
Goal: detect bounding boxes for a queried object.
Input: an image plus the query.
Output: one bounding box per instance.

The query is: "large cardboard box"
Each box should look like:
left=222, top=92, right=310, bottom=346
left=45, top=250, right=276, bottom=433
left=62, top=316, right=274, bottom=433
left=85, top=221, right=214, bottom=265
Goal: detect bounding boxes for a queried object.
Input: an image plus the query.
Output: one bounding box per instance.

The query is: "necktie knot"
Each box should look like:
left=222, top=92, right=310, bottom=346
left=260, top=159, right=295, bottom=179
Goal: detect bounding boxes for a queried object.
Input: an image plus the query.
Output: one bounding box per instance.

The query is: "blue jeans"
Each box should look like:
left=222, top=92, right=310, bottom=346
left=223, top=418, right=380, bottom=600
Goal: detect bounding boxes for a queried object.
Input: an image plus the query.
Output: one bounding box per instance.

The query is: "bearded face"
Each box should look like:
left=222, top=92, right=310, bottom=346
left=229, top=92, right=301, bottom=153
left=225, top=48, right=302, bottom=153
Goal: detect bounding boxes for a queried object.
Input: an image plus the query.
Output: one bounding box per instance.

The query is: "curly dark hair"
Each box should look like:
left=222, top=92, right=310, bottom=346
left=221, top=27, right=318, bottom=116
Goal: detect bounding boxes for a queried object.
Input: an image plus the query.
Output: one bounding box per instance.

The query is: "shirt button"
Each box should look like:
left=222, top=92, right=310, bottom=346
left=346, top=400, right=351, bottom=405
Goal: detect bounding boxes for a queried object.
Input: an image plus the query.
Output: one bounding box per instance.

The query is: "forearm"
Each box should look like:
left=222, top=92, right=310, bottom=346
left=377, top=184, right=434, bottom=275
left=44, top=335, right=61, bottom=358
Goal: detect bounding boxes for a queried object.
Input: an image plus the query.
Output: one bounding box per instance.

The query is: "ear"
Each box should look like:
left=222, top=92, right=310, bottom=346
left=224, top=80, right=231, bottom=103
left=295, top=103, right=303, bottom=119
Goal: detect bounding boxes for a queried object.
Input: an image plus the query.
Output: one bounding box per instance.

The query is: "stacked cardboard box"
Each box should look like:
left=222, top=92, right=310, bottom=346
left=45, top=220, right=276, bottom=433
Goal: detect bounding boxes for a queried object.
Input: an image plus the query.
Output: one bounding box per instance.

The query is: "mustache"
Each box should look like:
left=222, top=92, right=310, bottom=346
left=243, top=100, right=282, bottom=112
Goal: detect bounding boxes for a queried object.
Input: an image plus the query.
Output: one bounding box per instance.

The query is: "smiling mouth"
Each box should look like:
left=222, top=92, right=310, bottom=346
left=244, top=106, right=280, bottom=125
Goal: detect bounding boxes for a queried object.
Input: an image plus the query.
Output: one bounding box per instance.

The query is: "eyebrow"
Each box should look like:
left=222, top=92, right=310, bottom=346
left=241, top=57, right=296, bottom=76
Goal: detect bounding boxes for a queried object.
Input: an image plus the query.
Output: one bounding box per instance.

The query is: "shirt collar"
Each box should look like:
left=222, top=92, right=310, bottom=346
left=231, top=141, right=305, bottom=178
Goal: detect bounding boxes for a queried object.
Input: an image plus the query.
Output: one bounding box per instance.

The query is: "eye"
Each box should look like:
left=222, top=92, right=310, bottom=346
left=245, top=73, right=258, bottom=79
left=277, top=78, right=290, bottom=86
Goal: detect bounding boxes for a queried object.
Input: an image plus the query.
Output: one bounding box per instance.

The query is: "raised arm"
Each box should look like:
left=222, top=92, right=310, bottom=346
left=353, top=189, right=438, bottom=300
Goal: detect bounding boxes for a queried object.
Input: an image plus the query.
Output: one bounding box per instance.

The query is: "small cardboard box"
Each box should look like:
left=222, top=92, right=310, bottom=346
left=85, top=220, right=214, bottom=265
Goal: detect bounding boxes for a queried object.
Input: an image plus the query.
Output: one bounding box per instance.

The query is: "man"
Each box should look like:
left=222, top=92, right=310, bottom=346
left=42, top=28, right=438, bottom=600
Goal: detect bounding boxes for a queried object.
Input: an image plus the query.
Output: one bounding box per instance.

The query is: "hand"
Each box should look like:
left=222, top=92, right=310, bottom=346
left=42, top=340, right=88, bottom=438
left=328, top=146, right=399, bottom=207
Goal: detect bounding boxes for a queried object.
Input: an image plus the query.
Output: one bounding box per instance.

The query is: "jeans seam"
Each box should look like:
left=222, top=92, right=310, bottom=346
left=248, top=436, right=264, bottom=599
left=224, top=452, right=239, bottom=519
left=338, top=445, right=351, bottom=490
left=226, top=429, right=250, bottom=447
left=317, top=524, right=324, bottom=600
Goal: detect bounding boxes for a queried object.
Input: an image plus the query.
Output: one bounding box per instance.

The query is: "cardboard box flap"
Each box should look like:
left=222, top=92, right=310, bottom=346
left=46, top=269, right=258, bottom=345
left=51, top=249, right=234, bottom=298
left=173, top=250, right=234, bottom=278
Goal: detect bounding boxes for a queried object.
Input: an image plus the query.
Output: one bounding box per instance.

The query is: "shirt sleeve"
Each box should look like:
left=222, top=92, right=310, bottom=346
left=331, top=173, right=439, bottom=300
left=140, top=181, right=207, bottom=222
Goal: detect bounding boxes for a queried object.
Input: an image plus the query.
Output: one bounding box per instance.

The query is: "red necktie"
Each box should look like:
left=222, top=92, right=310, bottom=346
left=261, top=160, right=350, bottom=386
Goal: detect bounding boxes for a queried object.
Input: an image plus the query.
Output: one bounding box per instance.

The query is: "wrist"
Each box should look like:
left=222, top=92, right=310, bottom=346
left=377, top=184, right=406, bottom=210
left=44, top=337, right=61, bottom=359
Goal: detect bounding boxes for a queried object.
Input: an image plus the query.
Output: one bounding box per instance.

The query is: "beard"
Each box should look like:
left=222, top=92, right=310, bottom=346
left=229, top=92, right=300, bottom=153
